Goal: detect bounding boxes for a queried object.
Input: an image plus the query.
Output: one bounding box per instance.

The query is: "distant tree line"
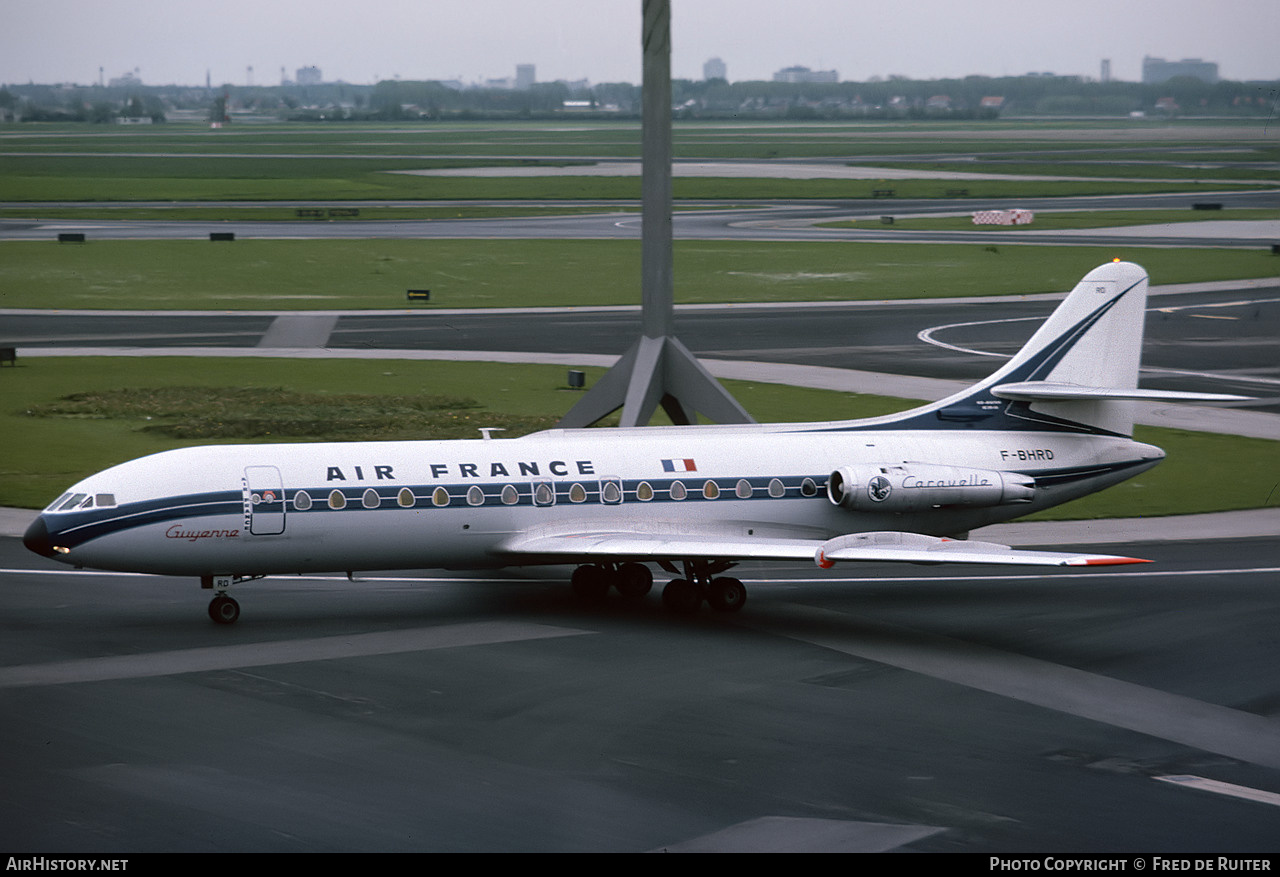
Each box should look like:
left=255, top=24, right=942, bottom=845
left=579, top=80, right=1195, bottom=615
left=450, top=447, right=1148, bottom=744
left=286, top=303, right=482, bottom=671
left=1, top=74, right=1275, bottom=123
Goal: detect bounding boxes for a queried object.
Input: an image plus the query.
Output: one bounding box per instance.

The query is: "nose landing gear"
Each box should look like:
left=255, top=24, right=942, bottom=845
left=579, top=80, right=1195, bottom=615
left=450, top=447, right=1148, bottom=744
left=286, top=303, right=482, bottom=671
left=208, top=594, right=240, bottom=625
left=201, top=574, right=263, bottom=625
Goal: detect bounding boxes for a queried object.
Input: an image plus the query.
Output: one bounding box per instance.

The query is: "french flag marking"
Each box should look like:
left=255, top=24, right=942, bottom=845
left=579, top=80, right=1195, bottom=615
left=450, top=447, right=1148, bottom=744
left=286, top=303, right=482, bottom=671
left=661, top=458, right=697, bottom=473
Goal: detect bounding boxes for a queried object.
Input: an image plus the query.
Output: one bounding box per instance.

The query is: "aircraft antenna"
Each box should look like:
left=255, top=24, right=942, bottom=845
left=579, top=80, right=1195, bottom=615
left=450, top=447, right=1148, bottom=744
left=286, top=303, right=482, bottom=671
left=556, top=0, right=755, bottom=428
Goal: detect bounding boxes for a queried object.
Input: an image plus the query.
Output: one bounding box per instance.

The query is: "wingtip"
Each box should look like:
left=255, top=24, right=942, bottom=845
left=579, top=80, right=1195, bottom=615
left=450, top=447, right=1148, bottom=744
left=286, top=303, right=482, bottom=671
left=1070, top=556, right=1152, bottom=566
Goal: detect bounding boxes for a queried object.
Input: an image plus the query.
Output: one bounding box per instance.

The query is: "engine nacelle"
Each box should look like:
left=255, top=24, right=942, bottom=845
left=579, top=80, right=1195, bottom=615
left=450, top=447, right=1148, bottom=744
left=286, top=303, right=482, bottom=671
left=827, top=463, right=1035, bottom=513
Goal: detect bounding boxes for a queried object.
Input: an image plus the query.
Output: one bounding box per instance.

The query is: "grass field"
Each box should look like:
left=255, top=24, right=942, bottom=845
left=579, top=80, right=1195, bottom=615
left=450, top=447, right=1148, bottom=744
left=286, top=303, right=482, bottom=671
left=0, top=204, right=645, bottom=222
left=8, top=162, right=1259, bottom=202
left=3, top=239, right=1278, bottom=310
left=3, top=356, right=1275, bottom=519
left=3, top=119, right=1275, bottom=202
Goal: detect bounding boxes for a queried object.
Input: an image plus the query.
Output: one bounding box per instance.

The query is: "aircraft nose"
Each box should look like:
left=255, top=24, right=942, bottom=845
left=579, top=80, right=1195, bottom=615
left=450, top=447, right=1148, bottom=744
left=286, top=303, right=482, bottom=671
left=22, top=514, right=55, bottom=558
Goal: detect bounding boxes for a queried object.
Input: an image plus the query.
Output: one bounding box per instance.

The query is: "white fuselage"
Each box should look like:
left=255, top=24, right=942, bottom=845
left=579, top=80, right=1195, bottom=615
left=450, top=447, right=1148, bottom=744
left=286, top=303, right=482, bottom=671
left=36, top=421, right=1162, bottom=577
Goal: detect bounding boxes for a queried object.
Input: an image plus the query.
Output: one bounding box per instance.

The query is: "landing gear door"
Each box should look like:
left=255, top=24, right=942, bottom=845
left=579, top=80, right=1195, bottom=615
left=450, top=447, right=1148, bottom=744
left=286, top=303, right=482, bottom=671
left=244, top=466, right=286, bottom=535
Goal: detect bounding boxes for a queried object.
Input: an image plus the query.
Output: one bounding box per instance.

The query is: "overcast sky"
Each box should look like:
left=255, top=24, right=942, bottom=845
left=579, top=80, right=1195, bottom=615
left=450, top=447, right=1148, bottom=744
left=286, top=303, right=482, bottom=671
left=3, top=0, right=1277, bottom=88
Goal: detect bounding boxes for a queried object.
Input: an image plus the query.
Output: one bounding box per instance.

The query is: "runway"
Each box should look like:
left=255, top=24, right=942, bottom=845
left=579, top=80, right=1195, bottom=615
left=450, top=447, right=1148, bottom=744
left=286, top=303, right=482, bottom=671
left=3, top=189, right=1278, bottom=247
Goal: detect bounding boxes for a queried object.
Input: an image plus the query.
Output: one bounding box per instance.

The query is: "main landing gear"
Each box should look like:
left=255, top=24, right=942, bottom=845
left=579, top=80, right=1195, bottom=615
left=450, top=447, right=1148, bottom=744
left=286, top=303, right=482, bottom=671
left=571, top=560, right=746, bottom=614
left=660, top=559, right=746, bottom=614
left=571, top=562, right=654, bottom=602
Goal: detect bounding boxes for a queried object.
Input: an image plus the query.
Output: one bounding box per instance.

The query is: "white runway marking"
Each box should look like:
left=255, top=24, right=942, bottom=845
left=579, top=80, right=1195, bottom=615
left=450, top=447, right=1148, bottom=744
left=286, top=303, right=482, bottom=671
left=656, top=816, right=944, bottom=853
left=0, top=621, right=592, bottom=689
left=761, top=604, right=1280, bottom=771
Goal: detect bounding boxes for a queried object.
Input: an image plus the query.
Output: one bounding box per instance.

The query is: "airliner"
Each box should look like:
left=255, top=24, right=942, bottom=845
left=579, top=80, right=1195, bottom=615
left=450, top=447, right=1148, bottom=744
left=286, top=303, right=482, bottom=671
left=23, top=261, right=1241, bottom=624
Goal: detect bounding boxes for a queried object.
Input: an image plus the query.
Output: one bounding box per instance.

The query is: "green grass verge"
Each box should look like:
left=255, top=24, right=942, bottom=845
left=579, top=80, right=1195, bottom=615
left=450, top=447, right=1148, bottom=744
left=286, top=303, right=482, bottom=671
left=3, top=356, right=1276, bottom=521
left=2, top=168, right=1264, bottom=202
left=0, top=205, right=643, bottom=223
left=3, top=239, right=1278, bottom=310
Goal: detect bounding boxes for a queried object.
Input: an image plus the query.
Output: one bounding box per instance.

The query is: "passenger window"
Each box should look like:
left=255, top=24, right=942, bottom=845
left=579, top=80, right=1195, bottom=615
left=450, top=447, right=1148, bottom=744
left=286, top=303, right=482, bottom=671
left=534, top=481, right=555, bottom=506
left=768, top=479, right=785, bottom=498
left=432, top=487, right=450, bottom=507
left=398, top=488, right=416, bottom=508
left=293, top=491, right=313, bottom=511
left=600, top=479, right=622, bottom=504
left=362, top=488, right=380, bottom=509
left=703, top=480, right=720, bottom=500
left=669, top=481, right=687, bottom=501
left=501, top=485, right=519, bottom=505
left=801, top=478, right=818, bottom=497
left=467, top=486, right=485, bottom=506
left=635, top=481, right=654, bottom=502
left=735, top=479, right=752, bottom=499
left=569, top=483, right=587, bottom=503
left=328, top=490, right=346, bottom=509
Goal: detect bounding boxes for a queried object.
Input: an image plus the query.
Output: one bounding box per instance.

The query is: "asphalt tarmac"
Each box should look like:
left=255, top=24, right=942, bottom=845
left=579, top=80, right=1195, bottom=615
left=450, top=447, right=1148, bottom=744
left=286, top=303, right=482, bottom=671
left=2, top=534, right=1278, bottom=852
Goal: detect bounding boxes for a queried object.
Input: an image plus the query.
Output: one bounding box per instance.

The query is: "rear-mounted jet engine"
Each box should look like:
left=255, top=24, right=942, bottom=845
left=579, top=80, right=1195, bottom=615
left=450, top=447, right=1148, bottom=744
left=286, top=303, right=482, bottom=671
left=827, top=463, right=1035, bottom=513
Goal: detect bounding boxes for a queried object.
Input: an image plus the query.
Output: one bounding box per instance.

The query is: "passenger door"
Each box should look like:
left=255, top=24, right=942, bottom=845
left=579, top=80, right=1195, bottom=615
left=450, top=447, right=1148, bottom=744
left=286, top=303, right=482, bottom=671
left=244, top=466, right=286, bottom=535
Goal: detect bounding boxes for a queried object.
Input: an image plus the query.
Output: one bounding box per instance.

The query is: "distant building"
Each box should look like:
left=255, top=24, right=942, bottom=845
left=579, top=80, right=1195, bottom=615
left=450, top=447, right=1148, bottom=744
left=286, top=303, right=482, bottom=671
left=296, top=66, right=322, bottom=86
left=703, top=57, right=726, bottom=81
left=1142, top=56, right=1218, bottom=84
left=108, top=69, right=142, bottom=88
left=772, top=65, right=837, bottom=84
left=1101, top=59, right=1111, bottom=82
left=516, top=64, right=535, bottom=90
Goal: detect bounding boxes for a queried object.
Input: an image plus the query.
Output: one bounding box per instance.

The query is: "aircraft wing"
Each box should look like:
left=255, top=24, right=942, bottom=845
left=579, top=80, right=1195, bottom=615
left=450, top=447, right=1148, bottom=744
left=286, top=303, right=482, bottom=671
left=499, top=525, right=1149, bottom=569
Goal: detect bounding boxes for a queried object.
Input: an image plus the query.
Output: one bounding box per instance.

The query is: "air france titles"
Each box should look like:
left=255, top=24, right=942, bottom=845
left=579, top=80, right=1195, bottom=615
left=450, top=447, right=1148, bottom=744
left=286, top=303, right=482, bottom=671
left=324, top=460, right=597, bottom=482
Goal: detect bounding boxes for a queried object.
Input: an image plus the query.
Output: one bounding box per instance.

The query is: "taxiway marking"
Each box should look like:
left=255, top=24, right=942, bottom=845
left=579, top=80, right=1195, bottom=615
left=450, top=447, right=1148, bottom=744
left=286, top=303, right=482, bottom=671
left=761, top=604, right=1280, bottom=771
left=1155, top=775, right=1280, bottom=808
left=0, top=620, right=592, bottom=689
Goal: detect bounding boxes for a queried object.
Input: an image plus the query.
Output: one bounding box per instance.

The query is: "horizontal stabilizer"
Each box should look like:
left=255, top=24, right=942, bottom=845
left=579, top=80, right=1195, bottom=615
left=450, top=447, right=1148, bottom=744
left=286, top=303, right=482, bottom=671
left=991, top=381, right=1250, bottom=404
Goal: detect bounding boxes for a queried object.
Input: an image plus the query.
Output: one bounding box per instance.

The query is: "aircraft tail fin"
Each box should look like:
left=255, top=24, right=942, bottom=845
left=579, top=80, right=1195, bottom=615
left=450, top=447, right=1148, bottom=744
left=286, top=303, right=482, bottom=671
left=986, top=259, right=1148, bottom=436
left=913, top=261, right=1241, bottom=437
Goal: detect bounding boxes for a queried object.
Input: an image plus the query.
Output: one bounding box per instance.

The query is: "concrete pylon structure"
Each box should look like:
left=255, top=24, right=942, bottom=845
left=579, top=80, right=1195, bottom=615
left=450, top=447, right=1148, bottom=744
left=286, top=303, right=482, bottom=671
left=556, top=0, right=755, bottom=428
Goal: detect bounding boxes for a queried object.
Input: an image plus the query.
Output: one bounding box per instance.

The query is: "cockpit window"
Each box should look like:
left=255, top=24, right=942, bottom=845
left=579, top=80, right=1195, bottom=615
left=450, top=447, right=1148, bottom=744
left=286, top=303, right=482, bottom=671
left=56, top=493, right=88, bottom=511
left=46, top=491, right=117, bottom=513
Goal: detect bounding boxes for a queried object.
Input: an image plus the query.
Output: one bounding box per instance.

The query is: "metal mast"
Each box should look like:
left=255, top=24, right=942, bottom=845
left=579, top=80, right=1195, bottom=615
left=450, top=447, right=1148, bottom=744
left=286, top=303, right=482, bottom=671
left=556, top=0, right=754, bottom=428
